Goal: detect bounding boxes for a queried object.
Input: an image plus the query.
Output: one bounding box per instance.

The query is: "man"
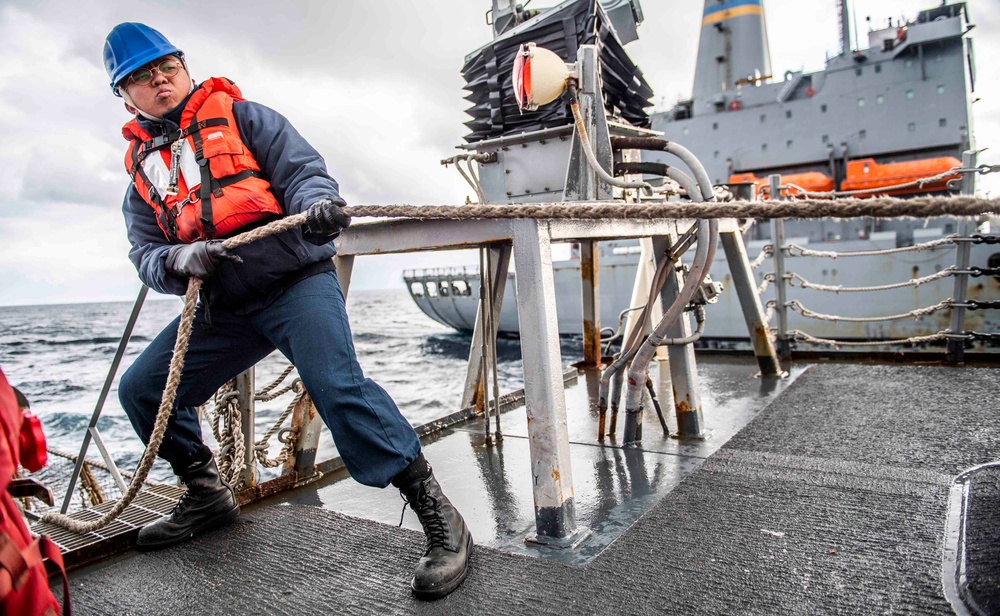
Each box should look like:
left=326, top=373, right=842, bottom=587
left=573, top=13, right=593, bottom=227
left=103, top=23, right=471, bottom=600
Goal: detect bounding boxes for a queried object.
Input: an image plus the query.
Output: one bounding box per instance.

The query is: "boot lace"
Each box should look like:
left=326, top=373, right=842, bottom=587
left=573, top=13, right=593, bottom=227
left=399, top=485, right=450, bottom=552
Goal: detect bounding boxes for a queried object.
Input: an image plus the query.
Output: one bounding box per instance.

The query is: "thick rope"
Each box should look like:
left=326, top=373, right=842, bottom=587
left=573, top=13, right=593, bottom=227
left=787, top=298, right=953, bottom=323
left=37, top=194, right=995, bottom=533
left=785, top=235, right=958, bottom=259
left=340, top=196, right=996, bottom=221
left=42, top=280, right=202, bottom=533
left=41, top=213, right=310, bottom=533
left=778, top=167, right=961, bottom=198
left=786, top=267, right=955, bottom=292
left=791, top=329, right=949, bottom=348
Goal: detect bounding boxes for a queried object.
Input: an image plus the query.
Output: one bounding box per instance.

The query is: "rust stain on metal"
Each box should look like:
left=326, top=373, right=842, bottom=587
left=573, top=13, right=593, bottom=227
left=552, top=469, right=561, bottom=482
left=751, top=322, right=771, bottom=349
left=675, top=395, right=692, bottom=415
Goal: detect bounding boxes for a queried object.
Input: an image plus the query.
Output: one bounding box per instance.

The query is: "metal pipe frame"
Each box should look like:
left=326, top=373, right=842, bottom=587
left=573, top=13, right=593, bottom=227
left=61, top=286, right=148, bottom=513
left=461, top=245, right=512, bottom=411
left=335, top=216, right=735, bottom=541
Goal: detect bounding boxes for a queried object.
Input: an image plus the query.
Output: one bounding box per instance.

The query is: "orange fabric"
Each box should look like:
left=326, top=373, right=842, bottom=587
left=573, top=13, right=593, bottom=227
left=0, top=368, right=65, bottom=615
left=122, top=77, right=283, bottom=243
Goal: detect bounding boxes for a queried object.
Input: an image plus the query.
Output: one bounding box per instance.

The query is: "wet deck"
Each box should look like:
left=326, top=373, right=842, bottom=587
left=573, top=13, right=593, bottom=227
left=67, top=361, right=1000, bottom=614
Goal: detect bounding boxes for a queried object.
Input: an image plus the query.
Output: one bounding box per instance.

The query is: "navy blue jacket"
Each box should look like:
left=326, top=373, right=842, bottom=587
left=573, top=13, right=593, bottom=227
left=122, top=84, right=339, bottom=314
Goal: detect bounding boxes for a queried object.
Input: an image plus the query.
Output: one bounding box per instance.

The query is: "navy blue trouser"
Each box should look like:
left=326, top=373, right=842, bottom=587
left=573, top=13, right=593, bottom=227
left=118, top=271, right=420, bottom=487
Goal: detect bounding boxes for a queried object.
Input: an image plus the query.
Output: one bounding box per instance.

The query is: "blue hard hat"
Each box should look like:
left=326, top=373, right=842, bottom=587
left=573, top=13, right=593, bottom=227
left=104, top=23, right=182, bottom=96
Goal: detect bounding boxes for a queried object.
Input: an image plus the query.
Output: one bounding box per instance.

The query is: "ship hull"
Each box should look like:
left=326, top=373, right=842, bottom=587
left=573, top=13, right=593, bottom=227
left=405, top=232, right=999, bottom=348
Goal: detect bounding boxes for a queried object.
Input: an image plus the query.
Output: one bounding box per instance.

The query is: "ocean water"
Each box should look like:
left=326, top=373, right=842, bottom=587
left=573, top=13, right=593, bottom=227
left=0, top=289, right=583, bottom=486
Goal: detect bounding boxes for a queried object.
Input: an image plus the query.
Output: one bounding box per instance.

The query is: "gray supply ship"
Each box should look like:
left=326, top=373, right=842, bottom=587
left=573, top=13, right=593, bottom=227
left=14, top=1, right=1000, bottom=613
left=406, top=0, right=999, bottom=352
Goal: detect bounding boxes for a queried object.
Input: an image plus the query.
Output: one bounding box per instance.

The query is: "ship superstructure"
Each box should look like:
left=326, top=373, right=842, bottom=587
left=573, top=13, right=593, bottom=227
left=651, top=1, right=974, bottom=189
left=406, top=0, right=997, bottom=352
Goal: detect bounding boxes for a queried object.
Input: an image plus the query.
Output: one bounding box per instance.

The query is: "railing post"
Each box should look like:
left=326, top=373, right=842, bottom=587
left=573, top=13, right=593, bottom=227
left=234, top=368, right=257, bottom=489
left=580, top=240, right=602, bottom=366
left=511, top=219, right=587, bottom=546
left=947, top=150, right=976, bottom=363
left=651, top=234, right=705, bottom=439
left=460, top=245, right=512, bottom=411
left=285, top=392, right=324, bottom=479
left=769, top=174, right=791, bottom=360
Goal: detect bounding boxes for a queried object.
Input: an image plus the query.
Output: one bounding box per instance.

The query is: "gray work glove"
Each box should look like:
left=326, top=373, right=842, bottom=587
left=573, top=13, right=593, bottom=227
left=164, top=240, right=243, bottom=280
left=304, top=198, right=351, bottom=237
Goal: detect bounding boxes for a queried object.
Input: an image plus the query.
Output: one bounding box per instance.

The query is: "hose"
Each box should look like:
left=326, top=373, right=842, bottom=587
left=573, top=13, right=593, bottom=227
left=566, top=80, right=652, bottom=193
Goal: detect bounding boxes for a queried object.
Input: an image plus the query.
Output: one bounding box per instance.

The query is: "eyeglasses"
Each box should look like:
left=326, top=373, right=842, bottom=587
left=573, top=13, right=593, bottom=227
left=126, top=59, right=182, bottom=87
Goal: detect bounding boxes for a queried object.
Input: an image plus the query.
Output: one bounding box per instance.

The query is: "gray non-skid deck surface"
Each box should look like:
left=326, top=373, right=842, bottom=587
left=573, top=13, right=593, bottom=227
left=69, top=364, right=999, bottom=615
left=966, top=466, right=1000, bottom=614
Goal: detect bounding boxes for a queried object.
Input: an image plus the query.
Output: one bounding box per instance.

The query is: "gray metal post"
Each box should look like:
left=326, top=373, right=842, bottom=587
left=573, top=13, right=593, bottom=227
left=719, top=224, right=782, bottom=376
left=461, top=245, right=512, bottom=410
left=580, top=240, right=601, bottom=366
left=511, top=219, right=586, bottom=544
left=61, top=286, right=147, bottom=513
left=564, top=45, right=613, bottom=203
left=234, top=368, right=257, bottom=489
left=947, top=150, right=976, bottom=363
left=286, top=392, right=324, bottom=479
left=334, top=255, right=354, bottom=299
left=769, top=174, right=791, bottom=360
left=651, top=235, right=705, bottom=439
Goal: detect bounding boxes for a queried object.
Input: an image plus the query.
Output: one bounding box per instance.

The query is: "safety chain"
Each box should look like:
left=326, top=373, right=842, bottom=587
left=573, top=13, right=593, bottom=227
left=785, top=235, right=959, bottom=259
left=957, top=267, right=1000, bottom=278
left=748, top=244, right=773, bottom=270
left=956, top=331, right=1000, bottom=342
left=786, top=267, right=955, bottom=293
left=963, top=234, right=999, bottom=245
left=763, top=300, right=776, bottom=328
left=740, top=218, right=756, bottom=235
left=757, top=273, right=774, bottom=296
left=787, top=299, right=953, bottom=323
left=951, top=300, right=1000, bottom=311
left=956, top=164, right=1000, bottom=176
left=790, top=329, right=949, bottom=348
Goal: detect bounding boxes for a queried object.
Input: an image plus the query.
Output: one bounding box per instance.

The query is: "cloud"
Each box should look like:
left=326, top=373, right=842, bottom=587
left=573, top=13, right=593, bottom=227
left=0, top=0, right=997, bottom=307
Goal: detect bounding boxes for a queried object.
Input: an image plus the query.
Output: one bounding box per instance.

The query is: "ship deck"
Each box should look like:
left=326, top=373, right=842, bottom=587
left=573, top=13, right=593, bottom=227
left=65, top=360, right=1000, bottom=614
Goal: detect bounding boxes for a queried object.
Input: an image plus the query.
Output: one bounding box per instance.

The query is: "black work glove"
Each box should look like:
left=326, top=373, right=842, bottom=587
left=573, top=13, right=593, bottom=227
left=304, top=198, right=351, bottom=237
left=164, top=240, right=243, bottom=280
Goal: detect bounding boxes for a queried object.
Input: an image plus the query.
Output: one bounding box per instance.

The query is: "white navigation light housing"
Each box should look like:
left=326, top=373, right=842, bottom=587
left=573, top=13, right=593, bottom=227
left=512, top=43, right=570, bottom=112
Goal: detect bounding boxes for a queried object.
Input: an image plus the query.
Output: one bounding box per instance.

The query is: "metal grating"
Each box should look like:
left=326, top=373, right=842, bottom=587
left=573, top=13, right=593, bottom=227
left=31, top=484, right=182, bottom=563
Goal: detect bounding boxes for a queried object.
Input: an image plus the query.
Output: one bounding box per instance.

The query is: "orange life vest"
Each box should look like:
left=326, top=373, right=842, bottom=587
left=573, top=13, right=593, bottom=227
left=0, top=368, right=67, bottom=615
left=122, top=78, right=283, bottom=244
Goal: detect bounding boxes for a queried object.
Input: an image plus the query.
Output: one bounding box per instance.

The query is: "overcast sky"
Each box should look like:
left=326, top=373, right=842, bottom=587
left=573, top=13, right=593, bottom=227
left=0, top=0, right=996, bottom=307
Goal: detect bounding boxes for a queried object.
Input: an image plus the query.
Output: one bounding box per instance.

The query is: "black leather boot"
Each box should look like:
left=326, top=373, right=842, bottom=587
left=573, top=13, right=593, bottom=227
left=399, top=472, right=473, bottom=600
left=136, top=456, right=239, bottom=551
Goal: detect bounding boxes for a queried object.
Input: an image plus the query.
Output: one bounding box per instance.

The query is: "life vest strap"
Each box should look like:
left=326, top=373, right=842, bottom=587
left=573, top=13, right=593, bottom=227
left=136, top=118, right=229, bottom=164
left=190, top=126, right=216, bottom=238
